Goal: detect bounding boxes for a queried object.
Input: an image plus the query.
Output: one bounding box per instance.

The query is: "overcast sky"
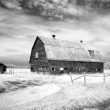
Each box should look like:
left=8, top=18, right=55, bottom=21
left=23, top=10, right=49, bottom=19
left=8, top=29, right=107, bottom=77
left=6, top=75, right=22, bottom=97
left=0, top=8, right=110, bottom=66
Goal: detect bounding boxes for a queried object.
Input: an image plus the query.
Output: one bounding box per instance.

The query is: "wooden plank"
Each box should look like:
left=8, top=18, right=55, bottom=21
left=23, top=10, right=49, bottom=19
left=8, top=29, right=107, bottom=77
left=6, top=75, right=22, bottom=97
left=69, top=72, right=73, bottom=84
left=103, top=72, right=106, bottom=88
left=84, top=72, right=87, bottom=86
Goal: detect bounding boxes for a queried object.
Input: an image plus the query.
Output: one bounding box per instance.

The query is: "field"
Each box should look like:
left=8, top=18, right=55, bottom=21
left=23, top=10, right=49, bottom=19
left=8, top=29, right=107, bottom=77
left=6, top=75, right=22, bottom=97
left=0, top=69, right=110, bottom=110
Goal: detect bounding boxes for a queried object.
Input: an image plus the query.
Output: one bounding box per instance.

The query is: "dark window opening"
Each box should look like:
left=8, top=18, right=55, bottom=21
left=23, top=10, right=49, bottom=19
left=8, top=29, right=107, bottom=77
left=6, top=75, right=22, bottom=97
left=52, top=67, right=55, bottom=71
left=64, top=68, right=68, bottom=70
left=88, top=50, right=95, bottom=59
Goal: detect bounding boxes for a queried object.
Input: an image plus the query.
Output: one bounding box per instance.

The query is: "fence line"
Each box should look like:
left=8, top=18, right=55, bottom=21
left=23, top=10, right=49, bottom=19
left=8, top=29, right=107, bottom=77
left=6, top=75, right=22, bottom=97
left=69, top=72, right=73, bottom=84
left=72, top=75, right=84, bottom=81
left=84, top=72, right=87, bottom=86
left=70, top=72, right=110, bottom=87
left=5, top=69, right=110, bottom=87
left=105, top=74, right=110, bottom=77
left=103, top=72, right=106, bottom=88
left=86, top=74, right=110, bottom=77
left=86, top=74, right=104, bottom=77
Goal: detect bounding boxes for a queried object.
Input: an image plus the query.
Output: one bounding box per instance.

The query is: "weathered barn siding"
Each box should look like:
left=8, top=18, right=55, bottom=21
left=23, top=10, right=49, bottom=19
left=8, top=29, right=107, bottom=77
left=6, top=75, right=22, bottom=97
left=29, top=36, right=104, bottom=73
left=48, top=60, right=103, bottom=74
left=84, top=62, right=103, bottom=72
left=48, top=60, right=85, bottom=74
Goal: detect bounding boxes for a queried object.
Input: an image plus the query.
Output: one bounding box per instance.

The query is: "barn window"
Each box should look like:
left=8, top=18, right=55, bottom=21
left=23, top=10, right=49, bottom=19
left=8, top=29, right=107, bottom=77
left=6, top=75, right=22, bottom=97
left=35, top=53, right=38, bottom=58
left=52, top=67, right=55, bottom=71
left=64, top=68, right=68, bottom=70
left=88, top=50, right=95, bottom=59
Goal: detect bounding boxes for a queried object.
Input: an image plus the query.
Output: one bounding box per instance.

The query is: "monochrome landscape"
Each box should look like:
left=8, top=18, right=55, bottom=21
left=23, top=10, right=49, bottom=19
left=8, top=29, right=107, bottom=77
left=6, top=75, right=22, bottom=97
left=1, top=0, right=110, bottom=110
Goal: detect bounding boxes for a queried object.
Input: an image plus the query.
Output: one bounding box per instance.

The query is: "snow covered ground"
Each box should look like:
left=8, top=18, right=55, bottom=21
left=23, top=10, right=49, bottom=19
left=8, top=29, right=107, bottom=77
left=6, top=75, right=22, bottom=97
left=0, top=68, right=110, bottom=110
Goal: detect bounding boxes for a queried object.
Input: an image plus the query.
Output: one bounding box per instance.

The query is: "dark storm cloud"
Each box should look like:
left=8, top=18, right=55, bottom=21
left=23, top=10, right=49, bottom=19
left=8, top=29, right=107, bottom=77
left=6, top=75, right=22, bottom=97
left=19, top=0, right=86, bottom=20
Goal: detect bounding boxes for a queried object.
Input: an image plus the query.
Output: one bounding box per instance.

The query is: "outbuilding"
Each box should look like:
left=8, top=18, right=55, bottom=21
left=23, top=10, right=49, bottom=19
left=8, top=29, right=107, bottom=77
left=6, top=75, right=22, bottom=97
left=0, top=63, right=7, bottom=74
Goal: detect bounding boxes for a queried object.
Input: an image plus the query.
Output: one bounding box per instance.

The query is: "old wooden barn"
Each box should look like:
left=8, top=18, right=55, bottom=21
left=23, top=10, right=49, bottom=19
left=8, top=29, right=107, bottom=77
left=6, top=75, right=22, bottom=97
left=0, top=63, right=7, bottom=74
left=29, top=35, right=104, bottom=74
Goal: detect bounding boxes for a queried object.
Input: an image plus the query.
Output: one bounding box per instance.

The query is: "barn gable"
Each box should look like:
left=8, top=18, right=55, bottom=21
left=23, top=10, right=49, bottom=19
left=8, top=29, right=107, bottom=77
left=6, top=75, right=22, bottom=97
left=29, top=37, right=47, bottom=66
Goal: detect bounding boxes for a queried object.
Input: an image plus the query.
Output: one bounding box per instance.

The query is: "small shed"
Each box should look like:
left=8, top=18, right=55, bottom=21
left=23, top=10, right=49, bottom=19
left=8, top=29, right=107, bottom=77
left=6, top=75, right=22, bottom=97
left=0, top=63, right=7, bottom=74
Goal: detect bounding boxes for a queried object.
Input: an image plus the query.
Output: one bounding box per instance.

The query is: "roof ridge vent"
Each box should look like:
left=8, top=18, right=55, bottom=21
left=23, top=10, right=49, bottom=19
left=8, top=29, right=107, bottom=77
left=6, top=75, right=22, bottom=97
left=80, top=40, right=83, bottom=44
left=52, top=35, right=55, bottom=39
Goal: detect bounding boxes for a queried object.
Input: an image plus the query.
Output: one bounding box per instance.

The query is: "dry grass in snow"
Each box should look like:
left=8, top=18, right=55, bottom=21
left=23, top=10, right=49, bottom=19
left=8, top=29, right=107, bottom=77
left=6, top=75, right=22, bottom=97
left=0, top=69, right=110, bottom=110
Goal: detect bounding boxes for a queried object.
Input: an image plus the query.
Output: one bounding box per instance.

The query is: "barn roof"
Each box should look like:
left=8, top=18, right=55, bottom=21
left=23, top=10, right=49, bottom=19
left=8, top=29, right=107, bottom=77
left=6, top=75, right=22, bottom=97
left=37, top=36, right=103, bottom=62
left=38, top=36, right=83, bottom=49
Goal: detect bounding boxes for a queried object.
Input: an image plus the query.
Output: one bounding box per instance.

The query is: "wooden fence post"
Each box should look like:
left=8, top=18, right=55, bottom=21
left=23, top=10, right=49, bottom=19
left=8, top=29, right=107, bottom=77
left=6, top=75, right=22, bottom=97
left=69, top=72, right=73, bottom=84
left=12, top=69, right=14, bottom=74
left=84, top=72, right=87, bottom=86
left=103, top=72, right=106, bottom=88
